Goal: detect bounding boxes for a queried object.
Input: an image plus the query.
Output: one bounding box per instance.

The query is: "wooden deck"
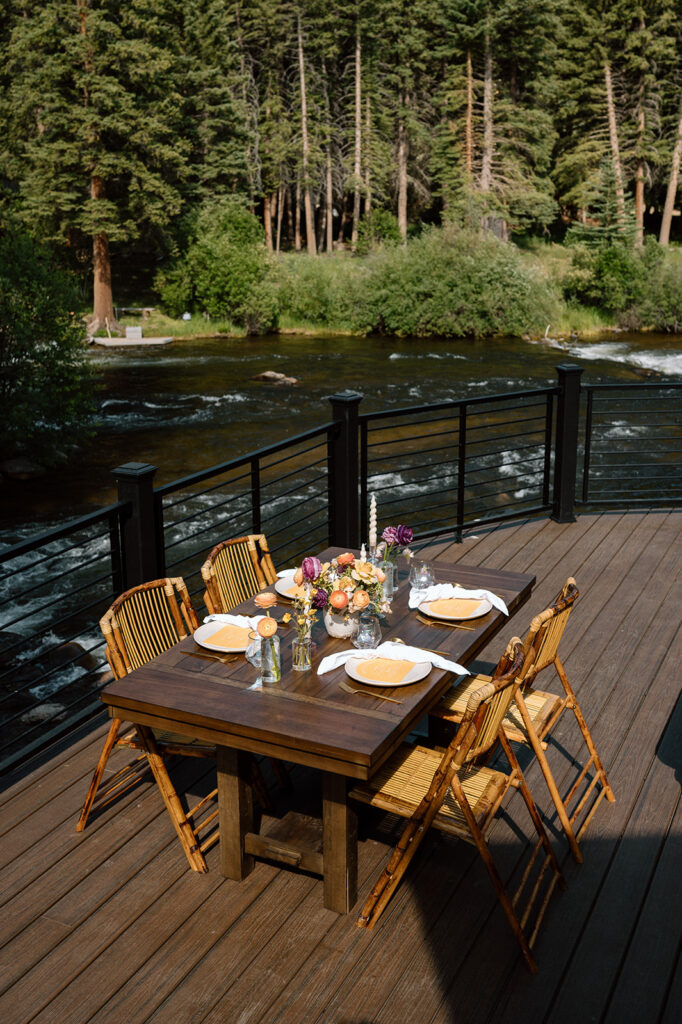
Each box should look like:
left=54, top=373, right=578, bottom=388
left=1, top=511, right=680, bottom=1024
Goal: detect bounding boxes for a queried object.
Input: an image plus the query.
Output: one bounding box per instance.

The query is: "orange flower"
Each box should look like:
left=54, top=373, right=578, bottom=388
left=330, top=590, right=349, bottom=610
left=336, top=552, right=355, bottom=566
left=352, top=589, right=370, bottom=610
left=257, top=617, right=278, bottom=638
left=337, top=576, right=355, bottom=591
left=374, top=566, right=386, bottom=583
left=293, top=568, right=304, bottom=585
left=254, top=592, right=277, bottom=609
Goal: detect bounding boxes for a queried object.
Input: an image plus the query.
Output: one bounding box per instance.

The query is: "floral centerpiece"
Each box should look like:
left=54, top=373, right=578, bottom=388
left=292, top=552, right=389, bottom=638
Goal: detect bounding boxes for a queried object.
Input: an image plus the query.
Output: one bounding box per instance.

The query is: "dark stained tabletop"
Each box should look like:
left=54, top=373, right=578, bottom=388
left=101, top=549, right=535, bottom=781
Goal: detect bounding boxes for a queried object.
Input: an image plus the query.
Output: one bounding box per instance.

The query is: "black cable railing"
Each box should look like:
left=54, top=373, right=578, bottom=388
left=580, top=383, right=682, bottom=505
left=1, top=370, right=680, bottom=775
left=0, top=503, right=127, bottom=772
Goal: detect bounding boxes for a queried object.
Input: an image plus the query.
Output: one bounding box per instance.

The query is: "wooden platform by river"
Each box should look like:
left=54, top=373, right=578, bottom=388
left=0, top=511, right=679, bottom=1024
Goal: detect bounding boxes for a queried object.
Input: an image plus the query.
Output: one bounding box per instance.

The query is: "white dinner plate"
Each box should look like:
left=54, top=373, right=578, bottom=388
left=274, top=575, right=306, bottom=599
left=345, top=656, right=431, bottom=688
left=418, top=596, right=493, bottom=621
left=193, top=621, right=255, bottom=653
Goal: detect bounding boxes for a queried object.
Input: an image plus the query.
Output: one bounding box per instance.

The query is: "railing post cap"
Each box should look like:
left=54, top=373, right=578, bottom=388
left=329, top=390, right=363, bottom=406
left=112, top=462, right=158, bottom=479
left=556, top=363, right=584, bottom=377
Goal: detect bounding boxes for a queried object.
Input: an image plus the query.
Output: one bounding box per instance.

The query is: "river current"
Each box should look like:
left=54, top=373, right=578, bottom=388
left=2, top=330, right=681, bottom=545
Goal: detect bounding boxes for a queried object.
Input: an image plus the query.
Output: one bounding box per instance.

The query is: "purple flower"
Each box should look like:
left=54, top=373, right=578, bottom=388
left=381, top=524, right=413, bottom=548
left=312, top=587, right=329, bottom=608
left=301, top=556, right=322, bottom=581
left=395, top=525, right=413, bottom=546
left=381, top=526, right=399, bottom=546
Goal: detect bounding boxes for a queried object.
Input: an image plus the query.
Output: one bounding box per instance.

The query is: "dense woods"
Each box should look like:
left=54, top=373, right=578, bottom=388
left=0, top=0, right=681, bottom=329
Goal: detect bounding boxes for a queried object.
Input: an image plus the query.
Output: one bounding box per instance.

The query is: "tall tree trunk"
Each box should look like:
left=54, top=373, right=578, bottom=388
left=480, top=37, right=493, bottom=193
left=397, top=91, right=408, bottom=243
left=322, top=57, right=334, bottom=253
left=604, top=60, right=626, bottom=226
left=286, top=184, right=295, bottom=247
left=263, top=190, right=273, bottom=250
left=364, top=92, right=372, bottom=218
left=275, top=188, right=283, bottom=253
left=635, top=70, right=645, bottom=247
left=465, top=49, right=474, bottom=178
left=351, top=21, right=362, bottom=252
left=297, top=10, right=316, bottom=255
left=326, top=147, right=334, bottom=252
left=91, top=176, right=114, bottom=325
left=295, top=175, right=302, bottom=251
left=659, top=106, right=682, bottom=246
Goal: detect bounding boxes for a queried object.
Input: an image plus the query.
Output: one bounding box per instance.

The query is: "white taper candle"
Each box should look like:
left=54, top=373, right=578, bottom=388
left=369, top=494, right=377, bottom=551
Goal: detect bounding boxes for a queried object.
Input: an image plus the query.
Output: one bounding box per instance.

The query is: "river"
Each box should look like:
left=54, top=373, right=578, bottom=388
left=2, top=329, right=681, bottom=545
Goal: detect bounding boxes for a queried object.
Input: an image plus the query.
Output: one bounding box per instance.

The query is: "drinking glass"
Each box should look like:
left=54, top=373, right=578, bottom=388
left=352, top=613, right=382, bottom=649
left=409, top=560, right=435, bottom=591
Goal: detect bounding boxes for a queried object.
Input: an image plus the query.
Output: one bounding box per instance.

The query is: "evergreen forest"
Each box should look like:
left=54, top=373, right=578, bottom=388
left=1, top=0, right=682, bottom=340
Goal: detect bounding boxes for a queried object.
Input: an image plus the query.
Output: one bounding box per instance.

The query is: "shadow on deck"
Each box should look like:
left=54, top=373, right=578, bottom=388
left=1, top=512, right=680, bottom=1024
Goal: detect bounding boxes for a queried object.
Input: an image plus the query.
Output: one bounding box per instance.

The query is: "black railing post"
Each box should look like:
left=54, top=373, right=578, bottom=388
left=113, top=462, right=165, bottom=587
left=328, top=391, right=363, bottom=548
left=552, top=364, right=583, bottom=523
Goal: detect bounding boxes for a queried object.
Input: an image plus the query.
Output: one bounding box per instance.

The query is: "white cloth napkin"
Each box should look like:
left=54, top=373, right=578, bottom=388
left=409, top=583, right=508, bottom=616
left=203, top=613, right=265, bottom=629
left=317, top=641, right=468, bottom=677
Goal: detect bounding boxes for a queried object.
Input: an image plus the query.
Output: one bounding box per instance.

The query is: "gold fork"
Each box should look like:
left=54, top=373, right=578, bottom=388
left=339, top=680, right=403, bottom=704
left=182, top=650, right=238, bottom=664
left=416, top=613, right=476, bottom=631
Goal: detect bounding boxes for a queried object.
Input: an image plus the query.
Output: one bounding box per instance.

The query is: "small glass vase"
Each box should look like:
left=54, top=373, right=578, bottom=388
left=261, top=634, right=281, bottom=683
left=291, top=636, right=315, bottom=672
left=381, top=562, right=396, bottom=602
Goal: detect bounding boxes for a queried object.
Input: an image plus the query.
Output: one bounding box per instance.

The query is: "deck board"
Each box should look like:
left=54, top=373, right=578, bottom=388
left=1, top=512, right=680, bottom=1024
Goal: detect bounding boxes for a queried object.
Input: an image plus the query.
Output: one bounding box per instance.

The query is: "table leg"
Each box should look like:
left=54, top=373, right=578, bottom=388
left=322, top=772, right=358, bottom=913
left=216, top=746, right=254, bottom=880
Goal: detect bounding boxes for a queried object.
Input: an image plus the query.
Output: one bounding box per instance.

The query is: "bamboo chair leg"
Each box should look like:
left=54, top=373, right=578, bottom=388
left=450, top=773, right=539, bottom=974
left=555, top=657, right=615, bottom=802
left=514, top=693, right=583, bottom=863
left=500, top=734, right=566, bottom=891
left=137, top=726, right=208, bottom=873
left=76, top=718, right=124, bottom=832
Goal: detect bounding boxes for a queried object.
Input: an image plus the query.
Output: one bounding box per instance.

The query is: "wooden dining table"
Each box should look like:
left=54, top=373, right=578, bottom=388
left=101, top=548, right=534, bottom=913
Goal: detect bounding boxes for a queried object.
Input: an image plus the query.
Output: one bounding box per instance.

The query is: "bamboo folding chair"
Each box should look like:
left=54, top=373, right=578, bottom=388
left=351, top=639, right=566, bottom=973
left=429, top=579, right=614, bottom=863
left=201, top=534, right=277, bottom=614
left=76, top=577, right=271, bottom=872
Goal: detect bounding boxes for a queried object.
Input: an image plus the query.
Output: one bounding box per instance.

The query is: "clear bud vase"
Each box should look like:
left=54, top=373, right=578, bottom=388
left=382, top=562, right=395, bottom=602
left=291, top=636, right=315, bottom=672
left=261, top=635, right=281, bottom=683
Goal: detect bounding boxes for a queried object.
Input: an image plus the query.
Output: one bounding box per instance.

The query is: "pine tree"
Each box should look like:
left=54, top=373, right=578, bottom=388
left=3, top=0, right=188, bottom=325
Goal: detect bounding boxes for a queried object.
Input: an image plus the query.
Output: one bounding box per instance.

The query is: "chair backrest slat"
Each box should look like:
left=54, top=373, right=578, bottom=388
left=101, top=577, right=199, bottom=679
left=201, top=534, right=277, bottom=614
left=520, top=578, right=578, bottom=685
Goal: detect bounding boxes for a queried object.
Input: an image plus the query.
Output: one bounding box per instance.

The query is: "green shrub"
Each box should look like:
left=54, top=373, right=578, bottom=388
left=156, top=198, right=278, bottom=334
left=0, top=226, right=93, bottom=460
left=356, top=209, right=402, bottom=255
left=361, top=226, right=559, bottom=337
left=275, top=253, right=367, bottom=329
left=632, top=249, right=682, bottom=332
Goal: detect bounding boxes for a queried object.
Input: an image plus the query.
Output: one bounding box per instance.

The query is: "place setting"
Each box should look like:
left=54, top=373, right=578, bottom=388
left=317, top=635, right=469, bottom=705
left=407, top=558, right=509, bottom=632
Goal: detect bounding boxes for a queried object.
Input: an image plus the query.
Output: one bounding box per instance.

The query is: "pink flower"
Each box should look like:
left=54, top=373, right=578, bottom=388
left=301, top=556, right=322, bottom=581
